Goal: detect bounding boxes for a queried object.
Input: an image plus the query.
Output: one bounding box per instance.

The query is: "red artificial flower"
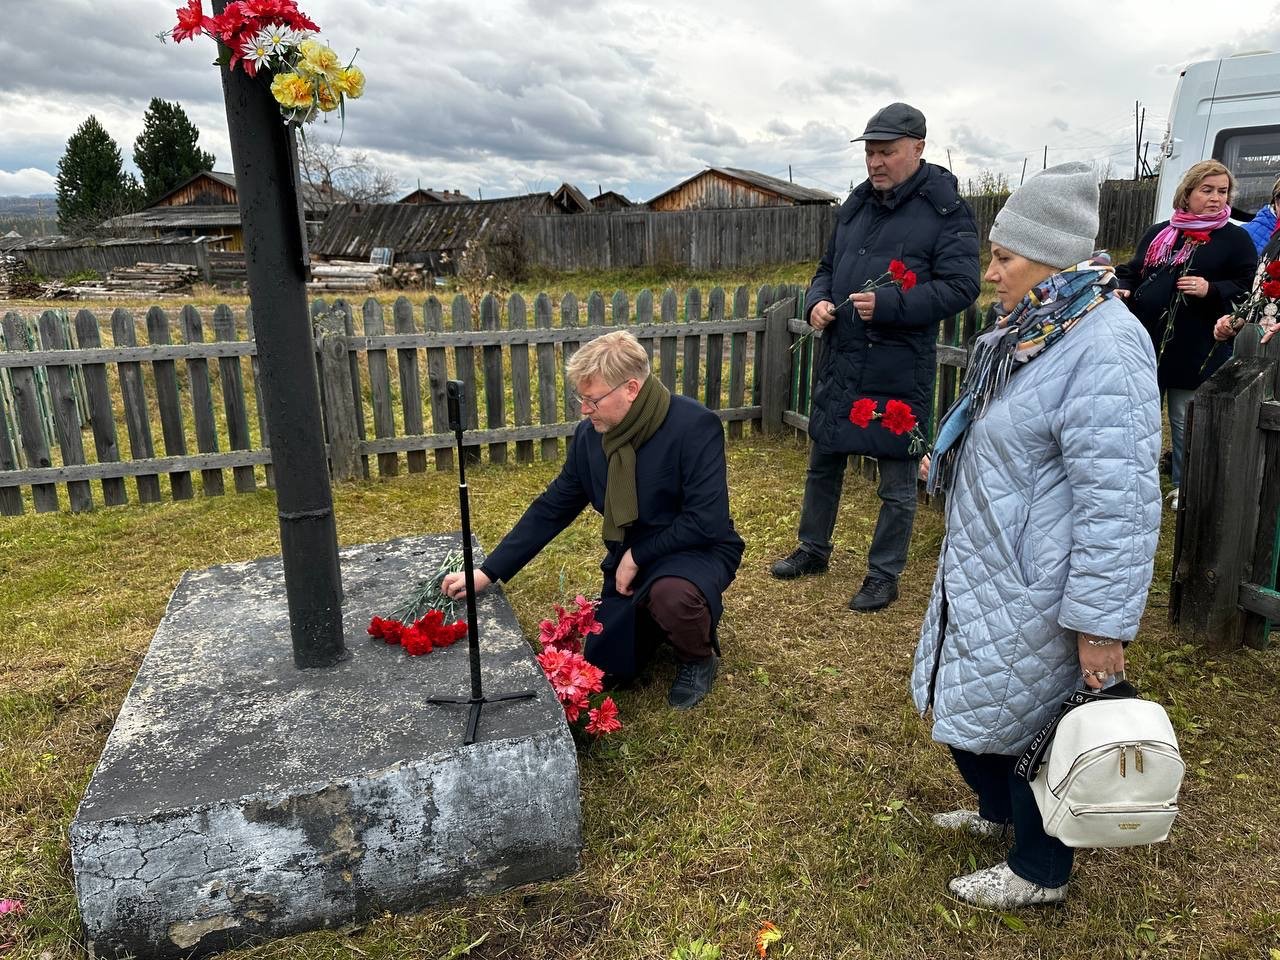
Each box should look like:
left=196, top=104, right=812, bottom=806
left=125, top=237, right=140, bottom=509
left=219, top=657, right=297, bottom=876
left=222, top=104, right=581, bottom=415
left=1183, top=230, right=1212, bottom=245
left=585, top=696, right=623, bottom=736
left=1262, top=279, right=1280, bottom=299
left=1266, top=260, right=1280, bottom=279
left=888, top=259, right=907, bottom=281
left=849, top=397, right=877, bottom=428
left=900, top=270, right=917, bottom=292
left=881, top=399, right=918, bottom=435
left=172, top=0, right=210, bottom=41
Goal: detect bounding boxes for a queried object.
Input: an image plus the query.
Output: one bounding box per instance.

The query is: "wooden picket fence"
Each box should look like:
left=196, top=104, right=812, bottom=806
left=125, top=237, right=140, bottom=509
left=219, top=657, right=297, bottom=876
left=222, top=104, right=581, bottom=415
left=1170, top=325, right=1280, bottom=649
left=0, top=286, right=983, bottom=517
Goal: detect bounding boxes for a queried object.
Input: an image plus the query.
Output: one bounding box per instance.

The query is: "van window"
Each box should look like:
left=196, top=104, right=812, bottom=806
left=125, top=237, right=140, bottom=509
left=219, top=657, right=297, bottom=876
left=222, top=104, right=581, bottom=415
left=1214, top=125, right=1280, bottom=217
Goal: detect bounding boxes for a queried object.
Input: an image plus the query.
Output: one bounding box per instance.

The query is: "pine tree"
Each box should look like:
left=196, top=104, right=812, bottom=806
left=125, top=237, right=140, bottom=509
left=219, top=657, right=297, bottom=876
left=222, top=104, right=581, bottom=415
left=55, top=115, right=142, bottom=233
left=132, top=98, right=216, bottom=202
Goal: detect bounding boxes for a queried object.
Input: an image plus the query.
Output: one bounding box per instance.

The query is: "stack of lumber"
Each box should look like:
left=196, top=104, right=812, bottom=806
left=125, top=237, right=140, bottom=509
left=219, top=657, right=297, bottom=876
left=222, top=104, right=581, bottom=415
left=388, top=263, right=425, bottom=289
left=0, top=255, right=42, bottom=299
left=66, top=262, right=200, bottom=299
left=307, top=260, right=391, bottom=293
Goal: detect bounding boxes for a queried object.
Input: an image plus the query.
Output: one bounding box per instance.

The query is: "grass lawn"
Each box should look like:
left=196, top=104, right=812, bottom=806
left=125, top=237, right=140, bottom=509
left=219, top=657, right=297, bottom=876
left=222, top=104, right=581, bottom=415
left=2, top=431, right=1279, bottom=960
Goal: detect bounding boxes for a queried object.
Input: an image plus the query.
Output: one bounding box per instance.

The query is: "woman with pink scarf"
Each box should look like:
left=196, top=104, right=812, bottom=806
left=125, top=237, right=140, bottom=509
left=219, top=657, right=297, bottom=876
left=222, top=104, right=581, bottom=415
left=1116, top=160, right=1256, bottom=509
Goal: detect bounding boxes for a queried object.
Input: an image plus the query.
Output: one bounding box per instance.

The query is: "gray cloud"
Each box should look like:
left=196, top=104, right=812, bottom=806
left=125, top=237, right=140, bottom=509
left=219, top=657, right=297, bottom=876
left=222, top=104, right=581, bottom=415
left=780, top=66, right=902, bottom=101
left=949, top=124, right=1013, bottom=164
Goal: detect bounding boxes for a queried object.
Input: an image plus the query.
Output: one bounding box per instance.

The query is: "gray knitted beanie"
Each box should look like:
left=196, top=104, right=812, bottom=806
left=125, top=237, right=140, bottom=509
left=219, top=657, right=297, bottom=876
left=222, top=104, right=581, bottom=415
left=989, top=161, right=1099, bottom=269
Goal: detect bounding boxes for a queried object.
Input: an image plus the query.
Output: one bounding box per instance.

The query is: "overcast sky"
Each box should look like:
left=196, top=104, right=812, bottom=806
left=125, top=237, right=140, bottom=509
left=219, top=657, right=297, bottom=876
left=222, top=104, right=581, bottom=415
left=2, top=0, right=1278, bottom=202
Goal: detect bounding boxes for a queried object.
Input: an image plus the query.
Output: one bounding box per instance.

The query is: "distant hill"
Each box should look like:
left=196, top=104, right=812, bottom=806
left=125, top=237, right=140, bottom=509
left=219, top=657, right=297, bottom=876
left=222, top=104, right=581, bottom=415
left=0, top=195, right=56, bottom=217
left=0, top=195, right=59, bottom=238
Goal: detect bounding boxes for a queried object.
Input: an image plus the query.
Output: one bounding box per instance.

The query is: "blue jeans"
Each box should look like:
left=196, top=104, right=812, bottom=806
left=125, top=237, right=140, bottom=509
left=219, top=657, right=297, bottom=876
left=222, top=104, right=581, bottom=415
left=796, top=447, right=919, bottom=581
left=1166, top=387, right=1194, bottom=489
left=949, top=747, right=1074, bottom=888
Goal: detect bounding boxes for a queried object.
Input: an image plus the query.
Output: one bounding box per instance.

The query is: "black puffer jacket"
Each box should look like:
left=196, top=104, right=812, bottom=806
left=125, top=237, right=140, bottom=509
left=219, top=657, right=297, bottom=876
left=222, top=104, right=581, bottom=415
left=804, top=162, right=980, bottom=458
left=1116, top=221, right=1256, bottom=389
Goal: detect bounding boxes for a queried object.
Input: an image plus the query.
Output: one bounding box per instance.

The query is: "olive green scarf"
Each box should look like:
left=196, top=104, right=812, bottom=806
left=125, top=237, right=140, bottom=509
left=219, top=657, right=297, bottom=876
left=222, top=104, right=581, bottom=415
left=601, top=375, right=671, bottom=542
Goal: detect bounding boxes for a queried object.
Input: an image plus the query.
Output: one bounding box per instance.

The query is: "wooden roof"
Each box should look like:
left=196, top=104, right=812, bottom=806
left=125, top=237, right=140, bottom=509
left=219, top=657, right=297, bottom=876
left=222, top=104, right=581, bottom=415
left=398, top=188, right=472, bottom=203
left=310, top=193, right=560, bottom=260
left=647, top=167, right=837, bottom=206
left=552, top=182, right=592, bottom=213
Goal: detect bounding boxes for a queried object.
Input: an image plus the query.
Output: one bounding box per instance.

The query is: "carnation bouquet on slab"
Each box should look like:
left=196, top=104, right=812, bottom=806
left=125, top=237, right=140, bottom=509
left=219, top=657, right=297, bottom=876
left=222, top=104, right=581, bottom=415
left=366, top=550, right=468, bottom=658
left=169, top=0, right=364, bottom=124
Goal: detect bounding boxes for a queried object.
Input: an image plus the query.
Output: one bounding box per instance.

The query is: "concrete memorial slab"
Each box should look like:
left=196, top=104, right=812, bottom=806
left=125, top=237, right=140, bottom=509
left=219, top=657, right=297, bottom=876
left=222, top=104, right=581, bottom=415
left=70, top=534, right=581, bottom=958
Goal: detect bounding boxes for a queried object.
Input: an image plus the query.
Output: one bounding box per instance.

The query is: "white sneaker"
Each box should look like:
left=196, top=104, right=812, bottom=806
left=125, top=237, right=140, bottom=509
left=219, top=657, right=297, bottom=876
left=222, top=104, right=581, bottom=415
left=1166, top=488, right=1179, bottom=511
left=931, top=809, right=1008, bottom=839
left=948, top=861, right=1067, bottom=909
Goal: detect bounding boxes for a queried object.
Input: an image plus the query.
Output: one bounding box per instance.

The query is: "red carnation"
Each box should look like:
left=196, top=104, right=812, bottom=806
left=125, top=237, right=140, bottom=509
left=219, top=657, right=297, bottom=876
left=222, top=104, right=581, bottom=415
left=881, top=399, right=918, bottom=435
left=900, top=270, right=917, bottom=293
left=1266, top=261, right=1280, bottom=279
left=849, top=397, right=877, bottom=428
left=1184, top=230, right=1212, bottom=245
left=1262, top=279, right=1280, bottom=299
left=585, top=697, right=623, bottom=736
left=400, top=626, right=434, bottom=656
left=172, top=0, right=210, bottom=41
left=888, top=259, right=907, bottom=281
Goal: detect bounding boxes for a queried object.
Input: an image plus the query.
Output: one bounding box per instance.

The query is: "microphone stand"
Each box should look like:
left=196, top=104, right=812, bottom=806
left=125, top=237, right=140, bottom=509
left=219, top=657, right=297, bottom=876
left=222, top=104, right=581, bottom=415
left=427, top=380, right=534, bottom=745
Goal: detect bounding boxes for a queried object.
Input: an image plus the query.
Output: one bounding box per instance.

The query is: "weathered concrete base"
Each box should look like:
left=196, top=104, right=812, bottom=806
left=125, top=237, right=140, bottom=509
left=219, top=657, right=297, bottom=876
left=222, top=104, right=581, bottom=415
left=70, top=534, right=581, bottom=958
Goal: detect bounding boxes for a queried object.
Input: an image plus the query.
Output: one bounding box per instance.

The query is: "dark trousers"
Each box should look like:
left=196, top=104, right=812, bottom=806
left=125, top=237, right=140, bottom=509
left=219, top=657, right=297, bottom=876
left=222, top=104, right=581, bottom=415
left=636, top=577, right=713, bottom=664
left=797, top=446, right=919, bottom=580
left=949, top=747, right=1074, bottom=888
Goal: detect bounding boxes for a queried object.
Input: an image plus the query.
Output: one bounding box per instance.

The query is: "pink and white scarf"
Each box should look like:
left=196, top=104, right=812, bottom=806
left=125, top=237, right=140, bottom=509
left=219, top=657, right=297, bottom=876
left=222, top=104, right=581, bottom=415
left=1143, top=206, right=1231, bottom=269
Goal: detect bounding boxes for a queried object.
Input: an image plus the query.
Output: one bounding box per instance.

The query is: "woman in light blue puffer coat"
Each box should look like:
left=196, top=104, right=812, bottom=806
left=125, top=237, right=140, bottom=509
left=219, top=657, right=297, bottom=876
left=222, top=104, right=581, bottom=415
left=913, top=163, right=1162, bottom=910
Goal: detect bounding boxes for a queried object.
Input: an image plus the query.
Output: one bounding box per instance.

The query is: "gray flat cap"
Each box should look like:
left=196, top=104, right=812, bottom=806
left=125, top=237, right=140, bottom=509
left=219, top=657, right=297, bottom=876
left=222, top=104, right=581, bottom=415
left=852, top=102, right=927, bottom=142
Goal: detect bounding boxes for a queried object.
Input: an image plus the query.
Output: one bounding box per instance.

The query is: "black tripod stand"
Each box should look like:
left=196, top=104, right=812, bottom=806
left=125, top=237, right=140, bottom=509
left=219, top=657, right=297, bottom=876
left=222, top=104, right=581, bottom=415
left=427, top=380, right=535, bottom=745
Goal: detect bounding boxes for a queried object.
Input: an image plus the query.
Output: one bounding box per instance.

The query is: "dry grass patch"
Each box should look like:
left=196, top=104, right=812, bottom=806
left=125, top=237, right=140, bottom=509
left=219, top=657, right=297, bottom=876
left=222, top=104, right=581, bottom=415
left=1, top=433, right=1278, bottom=960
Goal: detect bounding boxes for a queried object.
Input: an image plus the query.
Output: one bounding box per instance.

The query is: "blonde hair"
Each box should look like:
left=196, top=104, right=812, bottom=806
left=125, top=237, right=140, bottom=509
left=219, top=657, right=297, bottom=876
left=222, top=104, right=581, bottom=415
left=1173, top=160, right=1235, bottom=211
left=565, top=329, right=650, bottom=387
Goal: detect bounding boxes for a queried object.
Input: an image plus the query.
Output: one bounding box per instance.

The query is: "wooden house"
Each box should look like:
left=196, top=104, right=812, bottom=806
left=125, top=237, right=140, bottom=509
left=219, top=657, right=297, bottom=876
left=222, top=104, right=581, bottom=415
left=101, top=170, right=343, bottom=251
left=398, top=188, right=471, bottom=204
left=647, top=167, right=836, bottom=212
left=591, top=190, right=635, bottom=212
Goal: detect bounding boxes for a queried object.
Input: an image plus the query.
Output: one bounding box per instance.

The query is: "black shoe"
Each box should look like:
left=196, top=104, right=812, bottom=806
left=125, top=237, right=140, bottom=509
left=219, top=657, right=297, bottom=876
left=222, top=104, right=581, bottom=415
left=770, top=547, right=828, bottom=580
left=668, top=654, right=718, bottom=709
left=1159, top=450, right=1173, bottom=476
left=849, top=576, right=899, bottom=612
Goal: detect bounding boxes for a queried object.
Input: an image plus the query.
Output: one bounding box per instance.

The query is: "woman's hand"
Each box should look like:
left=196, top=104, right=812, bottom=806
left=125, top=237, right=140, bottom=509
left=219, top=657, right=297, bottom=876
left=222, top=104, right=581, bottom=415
left=1114, top=288, right=1132, bottom=300
left=1213, top=315, right=1237, bottom=341
left=442, top=568, right=491, bottom=600
left=1175, top=275, right=1211, bottom=298
left=1078, top=633, right=1125, bottom=690
left=918, top=455, right=930, bottom=482
left=1262, top=320, right=1279, bottom=345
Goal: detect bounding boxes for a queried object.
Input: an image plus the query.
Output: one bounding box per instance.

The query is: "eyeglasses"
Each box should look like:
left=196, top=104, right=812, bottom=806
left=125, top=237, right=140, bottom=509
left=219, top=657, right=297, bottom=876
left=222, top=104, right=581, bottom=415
left=571, top=380, right=629, bottom=411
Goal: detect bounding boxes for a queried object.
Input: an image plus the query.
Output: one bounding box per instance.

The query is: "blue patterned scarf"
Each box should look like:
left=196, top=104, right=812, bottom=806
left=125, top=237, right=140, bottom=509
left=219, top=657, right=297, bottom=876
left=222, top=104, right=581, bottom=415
left=925, top=255, right=1117, bottom=494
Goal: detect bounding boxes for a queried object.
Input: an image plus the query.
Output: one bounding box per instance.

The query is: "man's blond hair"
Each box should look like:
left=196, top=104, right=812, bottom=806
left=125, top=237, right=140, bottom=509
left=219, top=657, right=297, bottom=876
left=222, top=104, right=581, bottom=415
left=565, top=329, right=650, bottom=386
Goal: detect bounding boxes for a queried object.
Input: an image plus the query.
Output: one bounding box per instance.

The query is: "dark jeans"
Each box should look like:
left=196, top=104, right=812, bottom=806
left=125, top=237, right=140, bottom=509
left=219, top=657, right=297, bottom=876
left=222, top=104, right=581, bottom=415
left=636, top=577, right=713, bottom=664
left=949, top=747, right=1074, bottom=888
left=797, top=447, right=919, bottom=581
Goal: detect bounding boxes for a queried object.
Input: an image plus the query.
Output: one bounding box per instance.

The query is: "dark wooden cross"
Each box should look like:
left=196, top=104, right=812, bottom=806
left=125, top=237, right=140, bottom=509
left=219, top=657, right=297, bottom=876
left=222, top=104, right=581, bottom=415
left=213, top=0, right=345, bottom=668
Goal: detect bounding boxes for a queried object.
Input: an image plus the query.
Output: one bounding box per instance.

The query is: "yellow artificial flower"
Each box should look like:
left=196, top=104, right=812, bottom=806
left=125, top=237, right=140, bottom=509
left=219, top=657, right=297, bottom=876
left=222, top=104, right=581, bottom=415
left=297, top=39, right=341, bottom=79
left=270, top=71, right=314, bottom=110
left=316, top=82, right=340, bottom=113
left=334, top=65, right=365, bottom=99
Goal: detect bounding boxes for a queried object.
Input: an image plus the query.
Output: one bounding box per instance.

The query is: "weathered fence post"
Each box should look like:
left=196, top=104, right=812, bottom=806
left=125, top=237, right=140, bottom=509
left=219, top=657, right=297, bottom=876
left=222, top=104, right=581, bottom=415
left=316, top=310, right=361, bottom=483
left=1233, top=324, right=1280, bottom=649
left=760, top=297, right=797, bottom=434
left=1171, top=356, right=1273, bottom=650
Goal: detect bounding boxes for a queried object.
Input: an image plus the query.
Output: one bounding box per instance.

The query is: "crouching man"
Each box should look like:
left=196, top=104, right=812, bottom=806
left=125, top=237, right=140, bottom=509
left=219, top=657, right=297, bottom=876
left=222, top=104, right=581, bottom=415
left=443, top=330, right=744, bottom=709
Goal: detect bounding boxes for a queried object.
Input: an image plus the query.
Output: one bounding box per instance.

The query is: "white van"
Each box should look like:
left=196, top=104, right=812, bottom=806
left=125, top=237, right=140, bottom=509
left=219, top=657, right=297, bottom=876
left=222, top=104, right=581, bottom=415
left=1156, top=51, right=1280, bottom=221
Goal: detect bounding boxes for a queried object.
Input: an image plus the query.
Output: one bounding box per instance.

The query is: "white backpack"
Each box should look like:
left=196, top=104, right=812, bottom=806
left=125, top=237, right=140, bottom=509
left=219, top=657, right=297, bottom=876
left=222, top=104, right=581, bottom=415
left=1017, top=687, right=1185, bottom=848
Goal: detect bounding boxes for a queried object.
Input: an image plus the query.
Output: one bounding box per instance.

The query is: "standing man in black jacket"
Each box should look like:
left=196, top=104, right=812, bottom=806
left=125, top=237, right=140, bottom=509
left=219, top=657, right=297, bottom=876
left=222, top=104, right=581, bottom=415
left=771, top=102, right=980, bottom=612
left=443, top=330, right=744, bottom=709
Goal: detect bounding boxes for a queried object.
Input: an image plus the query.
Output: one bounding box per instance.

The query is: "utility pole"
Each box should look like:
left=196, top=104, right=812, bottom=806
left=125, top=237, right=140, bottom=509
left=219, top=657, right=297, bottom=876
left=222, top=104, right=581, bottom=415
left=946, top=148, right=952, bottom=171
left=1043, top=145, right=1048, bottom=169
left=213, top=0, right=345, bottom=669
left=788, top=164, right=793, bottom=183
left=1020, top=157, right=1028, bottom=185
left=1134, top=101, right=1146, bottom=181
